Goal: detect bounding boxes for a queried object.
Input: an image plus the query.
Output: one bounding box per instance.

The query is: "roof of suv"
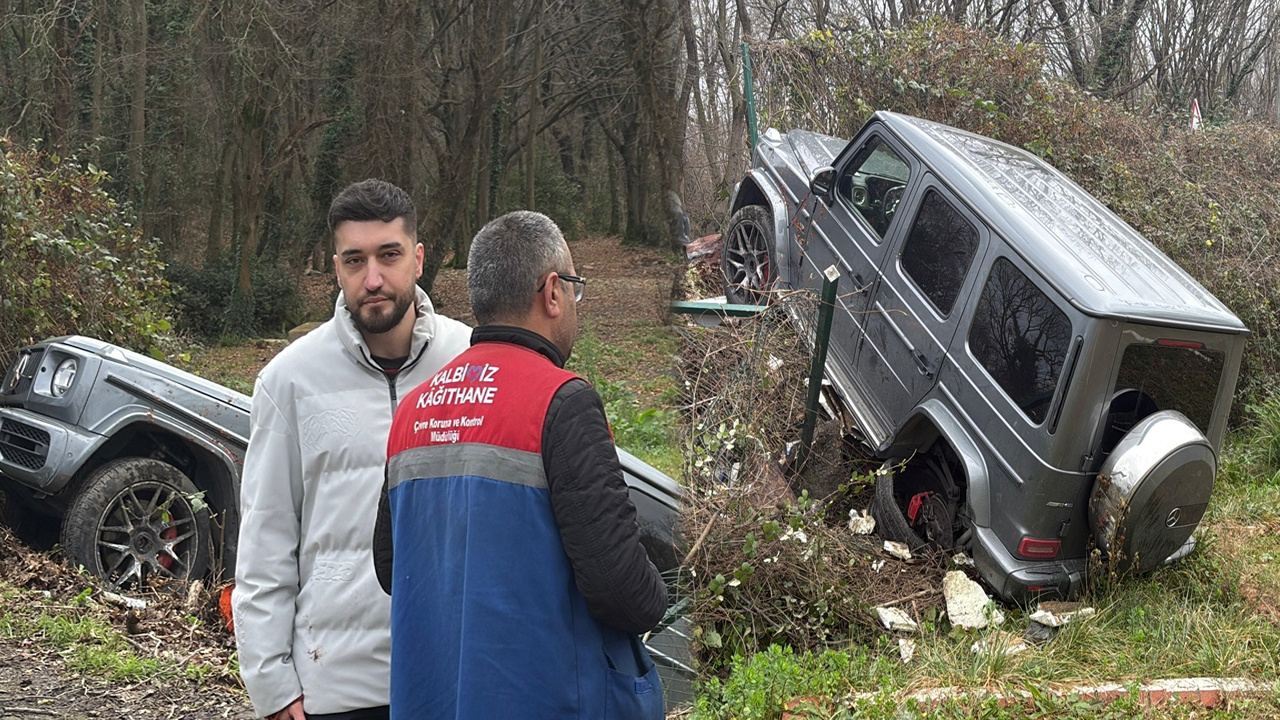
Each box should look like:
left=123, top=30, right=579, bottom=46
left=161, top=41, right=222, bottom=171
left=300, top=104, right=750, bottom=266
left=876, top=112, right=1247, bottom=333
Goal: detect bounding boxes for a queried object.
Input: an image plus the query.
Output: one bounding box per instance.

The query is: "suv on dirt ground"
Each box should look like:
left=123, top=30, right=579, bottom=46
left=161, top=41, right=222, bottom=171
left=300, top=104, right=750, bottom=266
left=721, top=112, right=1248, bottom=601
left=0, top=336, right=683, bottom=590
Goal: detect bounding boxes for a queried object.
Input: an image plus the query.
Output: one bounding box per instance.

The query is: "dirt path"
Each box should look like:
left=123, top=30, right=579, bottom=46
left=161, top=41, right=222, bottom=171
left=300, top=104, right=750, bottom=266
left=0, top=235, right=680, bottom=719
left=0, top=644, right=247, bottom=719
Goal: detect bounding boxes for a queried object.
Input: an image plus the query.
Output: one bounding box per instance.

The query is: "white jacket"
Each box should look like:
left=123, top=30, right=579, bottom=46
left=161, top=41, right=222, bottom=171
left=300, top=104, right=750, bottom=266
left=232, top=288, right=471, bottom=717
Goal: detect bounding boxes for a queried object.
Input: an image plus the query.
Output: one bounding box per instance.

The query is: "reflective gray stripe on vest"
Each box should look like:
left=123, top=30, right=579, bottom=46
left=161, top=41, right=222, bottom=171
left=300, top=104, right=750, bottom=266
left=387, top=443, right=547, bottom=491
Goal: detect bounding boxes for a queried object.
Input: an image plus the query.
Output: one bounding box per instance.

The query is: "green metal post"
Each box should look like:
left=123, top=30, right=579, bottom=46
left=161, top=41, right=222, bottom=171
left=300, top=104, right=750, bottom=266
left=741, top=42, right=758, bottom=153
left=797, top=266, right=840, bottom=469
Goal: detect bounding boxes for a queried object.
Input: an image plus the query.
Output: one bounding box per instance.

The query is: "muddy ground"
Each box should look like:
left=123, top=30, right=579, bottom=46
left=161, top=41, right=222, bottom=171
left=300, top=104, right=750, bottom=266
left=0, top=235, right=681, bottom=719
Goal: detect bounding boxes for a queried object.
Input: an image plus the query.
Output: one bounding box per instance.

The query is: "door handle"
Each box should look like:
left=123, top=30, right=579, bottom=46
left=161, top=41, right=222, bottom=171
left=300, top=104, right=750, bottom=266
left=913, top=350, right=933, bottom=379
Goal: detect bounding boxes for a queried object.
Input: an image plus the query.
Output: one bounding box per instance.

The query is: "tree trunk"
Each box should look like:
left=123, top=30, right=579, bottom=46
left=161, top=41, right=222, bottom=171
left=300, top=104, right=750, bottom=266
left=525, top=0, right=544, bottom=210
left=205, top=139, right=233, bottom=266
left=89, top=0, right=106, bottom=151
left=127, top=0, right=146, bottom=193
left=49, top=1, right=73, bottom=152
left=607, top=143, right=620, bottom=236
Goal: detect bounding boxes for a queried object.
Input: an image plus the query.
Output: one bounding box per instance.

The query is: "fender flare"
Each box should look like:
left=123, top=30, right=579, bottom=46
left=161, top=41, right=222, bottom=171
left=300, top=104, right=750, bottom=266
left=730, top=172, right=796, bottom=287
left=78, top=409, right=243, bottom=570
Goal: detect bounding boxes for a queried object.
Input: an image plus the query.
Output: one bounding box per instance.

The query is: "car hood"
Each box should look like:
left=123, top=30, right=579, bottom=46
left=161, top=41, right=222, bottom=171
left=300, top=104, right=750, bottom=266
left=58, top=336, right=252, bottom=412
left=765, top=128, right=847, bottom=181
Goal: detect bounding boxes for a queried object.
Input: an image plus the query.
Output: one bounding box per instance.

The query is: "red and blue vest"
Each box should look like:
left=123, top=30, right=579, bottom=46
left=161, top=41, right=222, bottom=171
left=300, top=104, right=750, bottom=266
left=385, top=340, right=663, bottom=720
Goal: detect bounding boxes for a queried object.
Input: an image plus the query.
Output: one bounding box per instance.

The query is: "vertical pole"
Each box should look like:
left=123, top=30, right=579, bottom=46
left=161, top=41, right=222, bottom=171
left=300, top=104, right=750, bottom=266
left=741, top=42, right=758, bottom=153
left=797, top=265, right=840, bottom=469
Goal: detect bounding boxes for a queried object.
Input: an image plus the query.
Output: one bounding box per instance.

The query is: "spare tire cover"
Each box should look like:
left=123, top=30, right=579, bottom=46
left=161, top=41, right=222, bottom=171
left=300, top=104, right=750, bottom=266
left=1089, top=410, right=1215, bottom=573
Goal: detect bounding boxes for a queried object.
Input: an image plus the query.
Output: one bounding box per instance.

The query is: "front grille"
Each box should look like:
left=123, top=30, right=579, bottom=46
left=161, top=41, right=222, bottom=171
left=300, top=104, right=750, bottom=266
left=2, top=349, right=43, bottom=397
left=0, top=419, right=50, bottom=470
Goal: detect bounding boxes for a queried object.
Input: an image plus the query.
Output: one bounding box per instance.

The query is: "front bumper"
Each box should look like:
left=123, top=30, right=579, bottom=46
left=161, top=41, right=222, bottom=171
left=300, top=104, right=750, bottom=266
left=0, top=407, right=101, bottom=495
left=971, top=525, right=1086, bottom=603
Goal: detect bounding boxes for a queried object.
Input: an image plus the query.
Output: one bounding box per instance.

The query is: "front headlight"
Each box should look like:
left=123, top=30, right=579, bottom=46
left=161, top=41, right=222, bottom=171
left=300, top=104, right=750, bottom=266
left=51, top=358, right=77, bottom=396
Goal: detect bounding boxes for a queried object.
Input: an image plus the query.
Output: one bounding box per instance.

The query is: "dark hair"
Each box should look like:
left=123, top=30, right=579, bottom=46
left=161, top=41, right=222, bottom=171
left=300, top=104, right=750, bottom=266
left=468, top=211, right=569, bottom=325
left=327, top=179, right=417, bottom=237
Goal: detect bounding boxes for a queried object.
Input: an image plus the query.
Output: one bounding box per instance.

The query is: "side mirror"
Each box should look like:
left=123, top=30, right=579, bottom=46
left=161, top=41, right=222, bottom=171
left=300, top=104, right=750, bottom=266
left=809, top=166, right=837, bottom=199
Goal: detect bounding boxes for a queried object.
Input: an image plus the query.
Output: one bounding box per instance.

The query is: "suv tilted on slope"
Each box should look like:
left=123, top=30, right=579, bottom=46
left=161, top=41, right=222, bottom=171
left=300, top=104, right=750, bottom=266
left=722, top=112, right=1247, bottom=601
left=0, top=337, right=682, bottom=590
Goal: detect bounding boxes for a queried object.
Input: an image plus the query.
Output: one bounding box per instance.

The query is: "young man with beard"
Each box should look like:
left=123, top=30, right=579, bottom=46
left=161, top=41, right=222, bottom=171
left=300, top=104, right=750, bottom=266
left=375, top=211, right=668, bottom=720
left=233, top=180, right=471, bottom=720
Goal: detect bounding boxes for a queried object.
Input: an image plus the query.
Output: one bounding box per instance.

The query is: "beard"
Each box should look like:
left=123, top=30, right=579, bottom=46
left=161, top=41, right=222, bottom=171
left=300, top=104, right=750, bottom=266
left=352, top=291, right=414, bottom=335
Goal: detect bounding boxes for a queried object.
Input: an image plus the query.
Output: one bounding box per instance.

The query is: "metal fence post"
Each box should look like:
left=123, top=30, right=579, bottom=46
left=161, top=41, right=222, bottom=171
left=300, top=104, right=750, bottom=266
left=797, top=265, right=840, bottom=469
left=741, top=42, right=758, bottom=153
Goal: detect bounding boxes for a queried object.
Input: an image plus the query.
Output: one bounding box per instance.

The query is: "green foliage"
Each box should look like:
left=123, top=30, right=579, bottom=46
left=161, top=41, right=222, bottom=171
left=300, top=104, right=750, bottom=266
left=2, top=610, right=164, bottom=682
left=567, top=329, right=680, bottom=475
left=167, top=255, right=300, bottom=340
left=694, top=645, right=882, bottom=720
left=751, top=20, right=1280, bottom=403
left=0, top=139, right=171, bottom=356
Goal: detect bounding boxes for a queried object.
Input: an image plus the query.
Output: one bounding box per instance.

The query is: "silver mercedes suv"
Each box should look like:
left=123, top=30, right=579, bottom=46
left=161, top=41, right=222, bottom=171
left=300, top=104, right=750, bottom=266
left=722, top=111, right=1248, bottom=601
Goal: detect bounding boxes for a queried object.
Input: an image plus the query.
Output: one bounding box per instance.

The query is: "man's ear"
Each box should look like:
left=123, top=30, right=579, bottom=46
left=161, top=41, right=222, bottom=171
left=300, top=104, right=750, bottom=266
left=414, top=242, right=425, bottom=279
left=332, top=255, right=343, bottom=289
left=541, top=272, right=565, bottom=320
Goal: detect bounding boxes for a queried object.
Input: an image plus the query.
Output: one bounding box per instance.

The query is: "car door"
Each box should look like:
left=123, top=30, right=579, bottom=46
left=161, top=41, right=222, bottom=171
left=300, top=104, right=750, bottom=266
left=802, top=132, right=915, bottom=379
left=853, top=178, right=988, bottom=427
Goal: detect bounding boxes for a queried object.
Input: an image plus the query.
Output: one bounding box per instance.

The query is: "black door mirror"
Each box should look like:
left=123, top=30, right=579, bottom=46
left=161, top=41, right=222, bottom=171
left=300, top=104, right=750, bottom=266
left=809, top=166, right=837, bottom=198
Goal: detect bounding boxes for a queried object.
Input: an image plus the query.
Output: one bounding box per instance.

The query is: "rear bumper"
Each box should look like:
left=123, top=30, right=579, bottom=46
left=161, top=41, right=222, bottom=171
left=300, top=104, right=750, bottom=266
left=972, top=525, right=1085, bottom=603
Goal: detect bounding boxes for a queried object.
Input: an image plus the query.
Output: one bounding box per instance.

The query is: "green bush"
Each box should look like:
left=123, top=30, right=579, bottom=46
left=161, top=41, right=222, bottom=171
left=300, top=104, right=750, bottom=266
left=693, top=645, right=896, bottom=720
left=0, top=139, right=170, bottom=359
left=167, top=256, right=300, bottom=340
left=750, top=21, right=1280, bottom=404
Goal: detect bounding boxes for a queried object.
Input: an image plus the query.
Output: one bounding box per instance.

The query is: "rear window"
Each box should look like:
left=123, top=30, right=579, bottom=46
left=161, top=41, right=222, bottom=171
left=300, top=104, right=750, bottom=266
left=968, top=258, right=1073, bottom=424
left=1112, top=342, right=1224, bottom=434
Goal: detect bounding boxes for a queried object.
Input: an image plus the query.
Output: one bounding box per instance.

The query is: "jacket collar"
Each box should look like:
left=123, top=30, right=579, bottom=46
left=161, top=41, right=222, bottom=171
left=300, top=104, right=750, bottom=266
left=471, top=325, right=565, bottom=368
left=334, top=286, right=439, bottom=372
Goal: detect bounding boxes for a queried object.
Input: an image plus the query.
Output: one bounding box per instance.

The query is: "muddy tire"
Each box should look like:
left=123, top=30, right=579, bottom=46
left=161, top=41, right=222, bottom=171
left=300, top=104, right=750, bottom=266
left=62, top=458, right=210, bottom=590
left=720, top=205, right=777, bottom=305
left=870, top=468, right=929, bottom=552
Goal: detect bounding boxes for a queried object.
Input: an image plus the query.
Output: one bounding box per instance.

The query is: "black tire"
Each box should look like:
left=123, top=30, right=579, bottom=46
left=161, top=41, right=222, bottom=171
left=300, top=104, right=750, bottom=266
left=62, top=458, right=210, bottom=590
left=870, top=468, right=928, bottom=552
left=871, top=455, right=962, bottom=553
left=720, top=205, right=777, bottom=305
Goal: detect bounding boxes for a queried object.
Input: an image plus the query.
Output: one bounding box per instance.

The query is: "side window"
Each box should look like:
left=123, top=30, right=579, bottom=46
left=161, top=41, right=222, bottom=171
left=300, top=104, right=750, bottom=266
left=900, top=189, right=979, bottom=317
left=968, top=258, right=1072, bottom=424
left=835, top=136, right=911, bottom=239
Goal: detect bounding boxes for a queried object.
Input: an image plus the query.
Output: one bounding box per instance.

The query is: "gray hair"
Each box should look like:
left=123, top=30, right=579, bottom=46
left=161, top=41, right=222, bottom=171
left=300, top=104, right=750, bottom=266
left=468, top=211, right=571, bottom=325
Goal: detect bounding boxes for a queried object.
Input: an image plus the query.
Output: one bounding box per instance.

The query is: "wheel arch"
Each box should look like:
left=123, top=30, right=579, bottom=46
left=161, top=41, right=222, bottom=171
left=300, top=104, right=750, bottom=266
left=883, top=398, right=991, bottom=528
left=729, top=171, right=794, bottom=287
left=63, top=417, right=242, bottom=577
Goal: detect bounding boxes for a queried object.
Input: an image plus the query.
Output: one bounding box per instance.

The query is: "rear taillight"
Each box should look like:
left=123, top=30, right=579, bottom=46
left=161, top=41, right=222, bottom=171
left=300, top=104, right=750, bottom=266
left=1156, top=338, right=1205, bottom=350
left=1018, top=537, right=1061, bottom=560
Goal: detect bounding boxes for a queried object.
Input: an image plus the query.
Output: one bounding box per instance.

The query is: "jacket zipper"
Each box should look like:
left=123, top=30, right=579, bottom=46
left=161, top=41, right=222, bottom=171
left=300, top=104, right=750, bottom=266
left=362, top=341, right=432, bottom=417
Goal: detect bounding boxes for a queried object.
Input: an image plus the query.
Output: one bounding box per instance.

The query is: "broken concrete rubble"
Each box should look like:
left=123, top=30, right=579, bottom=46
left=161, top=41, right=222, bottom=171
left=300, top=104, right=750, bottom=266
left=970, top=630, right=1028, bottom=655
left=848, top=508, right=876, bottom=535
left=876, top=606, right=919, bottom=632
left=883, top=540, right=912, bottom=560
left=898, top=638, right=916, bottom=663
left=1029, top=601, right=1096, bottom=628
left=942, top=571, right=1004, bottom=629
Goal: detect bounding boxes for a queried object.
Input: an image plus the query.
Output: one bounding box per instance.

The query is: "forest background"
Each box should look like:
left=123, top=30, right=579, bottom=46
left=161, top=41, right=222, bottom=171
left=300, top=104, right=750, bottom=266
left=2, top=0, right=1280, bottom=395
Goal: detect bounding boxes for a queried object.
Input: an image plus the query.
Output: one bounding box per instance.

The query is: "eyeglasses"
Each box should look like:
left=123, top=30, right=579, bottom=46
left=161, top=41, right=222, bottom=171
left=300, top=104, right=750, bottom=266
left=536, top=272, right=587, bottom=302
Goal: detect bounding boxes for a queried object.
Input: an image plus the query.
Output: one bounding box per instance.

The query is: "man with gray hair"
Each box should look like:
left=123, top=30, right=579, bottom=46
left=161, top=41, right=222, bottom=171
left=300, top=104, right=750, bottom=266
left=374, top=211, right=667, bottom=719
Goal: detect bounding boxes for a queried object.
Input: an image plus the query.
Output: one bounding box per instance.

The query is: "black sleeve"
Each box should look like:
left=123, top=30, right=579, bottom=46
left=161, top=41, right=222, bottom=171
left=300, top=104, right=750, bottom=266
left=372, top=468, right=393, bottom=595
left=543, top=379, right=668, bottom=634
